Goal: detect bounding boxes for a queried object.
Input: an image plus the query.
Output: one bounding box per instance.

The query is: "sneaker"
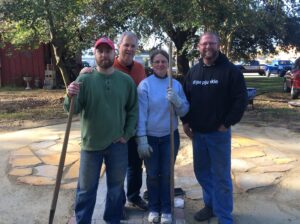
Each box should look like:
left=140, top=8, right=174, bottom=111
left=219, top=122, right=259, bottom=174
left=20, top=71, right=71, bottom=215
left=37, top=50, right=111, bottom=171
left=148, top=212, right=160, bottom=223
left=161, top=213, right=172, bottom=224
left=194, top=206, right=213, bottom=221
left=127, top=197, right=148, bottom=211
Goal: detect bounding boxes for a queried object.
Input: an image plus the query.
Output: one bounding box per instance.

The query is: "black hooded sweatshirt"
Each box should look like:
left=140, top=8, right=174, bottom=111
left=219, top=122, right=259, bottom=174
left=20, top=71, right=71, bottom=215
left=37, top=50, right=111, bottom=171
left=181, top=53, right=248, bottom=133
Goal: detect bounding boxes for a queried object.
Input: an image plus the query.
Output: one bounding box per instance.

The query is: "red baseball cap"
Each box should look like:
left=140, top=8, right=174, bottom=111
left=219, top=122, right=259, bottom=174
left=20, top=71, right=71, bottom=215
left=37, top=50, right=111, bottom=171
left=94, top=37, right=115, bottom=50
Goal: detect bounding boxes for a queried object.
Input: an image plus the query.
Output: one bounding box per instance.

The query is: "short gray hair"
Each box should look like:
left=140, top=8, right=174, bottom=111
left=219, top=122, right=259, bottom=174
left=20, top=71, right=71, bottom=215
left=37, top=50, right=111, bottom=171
left=199, top=31, right=220, bottom=44
left=118, top=31, right=138, bottom=46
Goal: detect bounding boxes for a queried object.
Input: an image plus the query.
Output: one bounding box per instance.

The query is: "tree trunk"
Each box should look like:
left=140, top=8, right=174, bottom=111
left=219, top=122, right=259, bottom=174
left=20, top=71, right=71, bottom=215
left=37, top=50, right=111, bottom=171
left=44, top=0, right=70, bottom=88
left=176, top=50, right=190, bottom=76
left=51, top=41, right=70, bottom=87
left=167, top=28, right=196, bottom=76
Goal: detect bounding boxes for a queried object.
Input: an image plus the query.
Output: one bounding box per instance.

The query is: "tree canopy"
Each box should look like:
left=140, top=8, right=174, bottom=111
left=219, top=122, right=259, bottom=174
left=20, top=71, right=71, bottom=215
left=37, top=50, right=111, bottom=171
left=1, top=0, right=299, bottom=84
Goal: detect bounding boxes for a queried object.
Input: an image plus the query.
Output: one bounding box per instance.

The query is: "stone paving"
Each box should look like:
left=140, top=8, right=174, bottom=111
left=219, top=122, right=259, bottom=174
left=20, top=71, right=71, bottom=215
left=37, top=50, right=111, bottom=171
left=4, top=122, right=300, bottom=223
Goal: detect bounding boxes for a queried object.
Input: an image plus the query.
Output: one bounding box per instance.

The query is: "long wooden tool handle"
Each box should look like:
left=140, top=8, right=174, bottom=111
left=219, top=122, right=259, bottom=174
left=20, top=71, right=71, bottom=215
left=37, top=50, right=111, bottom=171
left=168, top=41, right=175, bottom=222
left=49, top=97, right=75, bottom=224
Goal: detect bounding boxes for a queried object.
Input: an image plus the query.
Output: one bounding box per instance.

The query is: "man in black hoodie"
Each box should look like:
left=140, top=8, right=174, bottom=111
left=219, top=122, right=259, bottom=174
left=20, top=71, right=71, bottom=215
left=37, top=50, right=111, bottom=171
left=182, top=32, right=248, bottom=224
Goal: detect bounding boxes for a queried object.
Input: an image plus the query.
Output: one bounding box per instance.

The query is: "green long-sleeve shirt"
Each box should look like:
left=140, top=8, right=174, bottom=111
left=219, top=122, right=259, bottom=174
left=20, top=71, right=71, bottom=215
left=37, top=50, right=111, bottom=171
left=64, top=69, right=138, bottom=151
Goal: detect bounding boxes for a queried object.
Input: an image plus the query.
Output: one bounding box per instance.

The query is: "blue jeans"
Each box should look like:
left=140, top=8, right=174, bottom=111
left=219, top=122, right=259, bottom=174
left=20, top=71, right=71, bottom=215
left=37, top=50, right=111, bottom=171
left=75, top=143, right=128, bottom=224
left=126, top=137, right=143, bottom=202
left=192, top=129, right=233, bottom=224
left=144, top=130, right=180, bottom=214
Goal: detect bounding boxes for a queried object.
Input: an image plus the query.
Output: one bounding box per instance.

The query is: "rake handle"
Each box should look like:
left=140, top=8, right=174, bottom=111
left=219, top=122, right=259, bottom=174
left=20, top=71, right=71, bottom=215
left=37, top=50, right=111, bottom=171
left=49, top=97, right=75, bottom=224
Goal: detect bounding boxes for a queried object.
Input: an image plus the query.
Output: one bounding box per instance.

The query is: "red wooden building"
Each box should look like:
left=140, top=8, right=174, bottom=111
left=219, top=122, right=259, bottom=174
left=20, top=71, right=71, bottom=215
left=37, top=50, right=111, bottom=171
left=0, top=43, right=51, bottom=87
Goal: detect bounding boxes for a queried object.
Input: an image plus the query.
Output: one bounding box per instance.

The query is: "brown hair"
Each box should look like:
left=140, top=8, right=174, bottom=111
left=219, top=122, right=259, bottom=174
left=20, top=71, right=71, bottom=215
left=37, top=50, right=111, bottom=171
left=150, top=49, right=169, bottom=64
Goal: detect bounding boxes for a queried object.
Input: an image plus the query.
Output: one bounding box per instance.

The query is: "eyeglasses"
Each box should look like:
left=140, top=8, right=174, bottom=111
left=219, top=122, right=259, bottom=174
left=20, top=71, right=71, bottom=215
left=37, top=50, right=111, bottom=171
left=199, top=42, right=217, bottom=46
left=153, top=60, right=168, bottom=65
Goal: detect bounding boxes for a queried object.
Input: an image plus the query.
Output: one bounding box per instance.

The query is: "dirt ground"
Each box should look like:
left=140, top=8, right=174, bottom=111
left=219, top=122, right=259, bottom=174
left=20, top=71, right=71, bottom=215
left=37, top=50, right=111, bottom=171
left=0, top=89, right=68, bottom=133
left=1, top=89, right=300, bottom=134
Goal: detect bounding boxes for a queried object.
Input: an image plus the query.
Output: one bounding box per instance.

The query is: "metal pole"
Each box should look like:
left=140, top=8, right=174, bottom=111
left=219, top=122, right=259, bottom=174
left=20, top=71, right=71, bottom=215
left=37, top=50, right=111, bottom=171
left=49, top=97, right=75, bottom=224
left=168, top=41, right=175, bottom=223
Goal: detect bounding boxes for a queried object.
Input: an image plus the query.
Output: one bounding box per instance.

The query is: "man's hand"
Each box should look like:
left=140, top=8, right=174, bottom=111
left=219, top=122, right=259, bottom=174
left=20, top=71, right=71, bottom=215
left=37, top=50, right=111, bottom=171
left=167, top=87, right=182, bottom=108
left=67, top=81, right=80, bottom=97
left=218, top=124, right=228, bottom=132
left=136, top=136, right=153, bottom=159
left=80, top=67, right=93, bottom=74
left=183, top=123, right=193, bottom=139
left=114, top=137, right=127, bottom=144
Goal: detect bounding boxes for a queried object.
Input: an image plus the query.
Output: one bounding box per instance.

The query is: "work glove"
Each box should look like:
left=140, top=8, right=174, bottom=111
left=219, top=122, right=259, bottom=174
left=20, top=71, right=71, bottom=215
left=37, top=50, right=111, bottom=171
left=167, top=88, right=182, bottom=108
left=136, top=136, right=153, bottom=159
left=67, top=81, right=80, bottom=97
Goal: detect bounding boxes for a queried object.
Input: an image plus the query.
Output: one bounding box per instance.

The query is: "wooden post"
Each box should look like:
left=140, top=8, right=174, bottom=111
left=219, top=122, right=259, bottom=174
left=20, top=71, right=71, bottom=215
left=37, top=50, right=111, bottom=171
left=168, top=41, right=175, bottom=223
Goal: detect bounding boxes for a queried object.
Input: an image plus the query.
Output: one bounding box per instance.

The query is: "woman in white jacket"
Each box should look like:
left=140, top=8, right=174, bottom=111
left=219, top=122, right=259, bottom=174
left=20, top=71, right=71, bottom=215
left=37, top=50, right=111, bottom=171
left=136, top=49, right=189, bottom=223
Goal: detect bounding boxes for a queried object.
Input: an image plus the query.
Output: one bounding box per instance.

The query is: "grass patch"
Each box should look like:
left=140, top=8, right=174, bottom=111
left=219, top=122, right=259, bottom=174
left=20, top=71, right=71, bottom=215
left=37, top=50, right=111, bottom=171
left=242, top=77, right=300, bottom=130
left=0, top=86, right=25, bottom=92
left=245, top=77, right=282, bottom=94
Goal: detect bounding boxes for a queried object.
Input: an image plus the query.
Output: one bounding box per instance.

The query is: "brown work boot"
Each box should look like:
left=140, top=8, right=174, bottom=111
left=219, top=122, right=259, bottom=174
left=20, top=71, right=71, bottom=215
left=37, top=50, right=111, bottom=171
left=194, top=206, right=213, bottom=222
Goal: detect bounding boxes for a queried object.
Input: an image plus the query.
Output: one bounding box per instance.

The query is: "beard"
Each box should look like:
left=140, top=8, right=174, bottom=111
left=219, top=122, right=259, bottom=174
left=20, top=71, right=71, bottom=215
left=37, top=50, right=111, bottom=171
left=96, top=58, right=114, bottom=69
left=202, top=49, right=218, bottom=60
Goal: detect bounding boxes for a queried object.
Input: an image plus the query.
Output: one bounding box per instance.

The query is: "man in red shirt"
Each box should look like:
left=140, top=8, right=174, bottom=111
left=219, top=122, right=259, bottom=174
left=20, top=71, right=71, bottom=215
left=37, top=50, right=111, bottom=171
left=115, top=32, right=147, bottom=211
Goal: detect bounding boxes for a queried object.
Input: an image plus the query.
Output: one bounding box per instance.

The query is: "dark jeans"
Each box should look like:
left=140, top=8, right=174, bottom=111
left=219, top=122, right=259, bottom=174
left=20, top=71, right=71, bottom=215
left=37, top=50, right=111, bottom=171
left=192, top=129, right=233, bottom=224
left=75, top=143, right=128, bottom=224
left=126, top=137, right=143, bottom=202
left=144, top=130, right=180, bottom=214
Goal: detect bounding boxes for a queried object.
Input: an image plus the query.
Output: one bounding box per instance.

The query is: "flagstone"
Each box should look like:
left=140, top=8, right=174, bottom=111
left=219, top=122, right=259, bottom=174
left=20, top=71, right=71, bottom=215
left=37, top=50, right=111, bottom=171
left=47, top=142, right=80, bottom=152
left=232, top=136, right=262, bottom=147
left=39, top=153, right=79, bottom=166
left=47, top=143, right=65, bottom=152
left=232, top=146, right=266, bottom=159
left=231, top=159, right=256, bottom=172
left=246, top=156, right=275, bottom=166
left=66, top=142, right=81, bottom=152
left=34, top=149, right=59, bottom=156
left=37, top=134, right=60, bottom=141
left=273, top=157, right=297, bottom=164
left=235, top=172, right=283, bottom=192
left=10, top=156, right=42, bottom=167
left=64, top=160, right=80, bottom=179
left=29, top=140, right=57, bottom=150
left=35, top=165, right=59, bottom=178
left=10, top=147, right=34, bottom=157
left=67, top=130, right=81, bottom=139
left=262, top=147, right=287, bottom=158
left=252, top=164, right=294, bottom=173
left=17, top=176, right=55, bottom=185
left=278, top=172, right=300, bottom=197
left=68, top=138, right=81, bottom=145
left=62, top=181, right=77, bottom=190
left=9, top=168, right=32, bottom=176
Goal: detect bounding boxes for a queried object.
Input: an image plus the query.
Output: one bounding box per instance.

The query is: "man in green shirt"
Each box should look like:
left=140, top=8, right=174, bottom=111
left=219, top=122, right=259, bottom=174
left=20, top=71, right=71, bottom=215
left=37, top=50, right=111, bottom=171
left=64, top=37, right=138, bottom=224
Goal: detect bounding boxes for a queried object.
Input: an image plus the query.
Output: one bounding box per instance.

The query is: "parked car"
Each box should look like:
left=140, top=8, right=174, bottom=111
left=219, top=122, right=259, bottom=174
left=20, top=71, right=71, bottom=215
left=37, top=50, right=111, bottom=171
left=283, top=57, right=300, bottom=99
left=82, top=60, right=90, bottom=67
left=266, top=60, right=293, bottom=77
left=236, top=60, right=266, bottom=76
